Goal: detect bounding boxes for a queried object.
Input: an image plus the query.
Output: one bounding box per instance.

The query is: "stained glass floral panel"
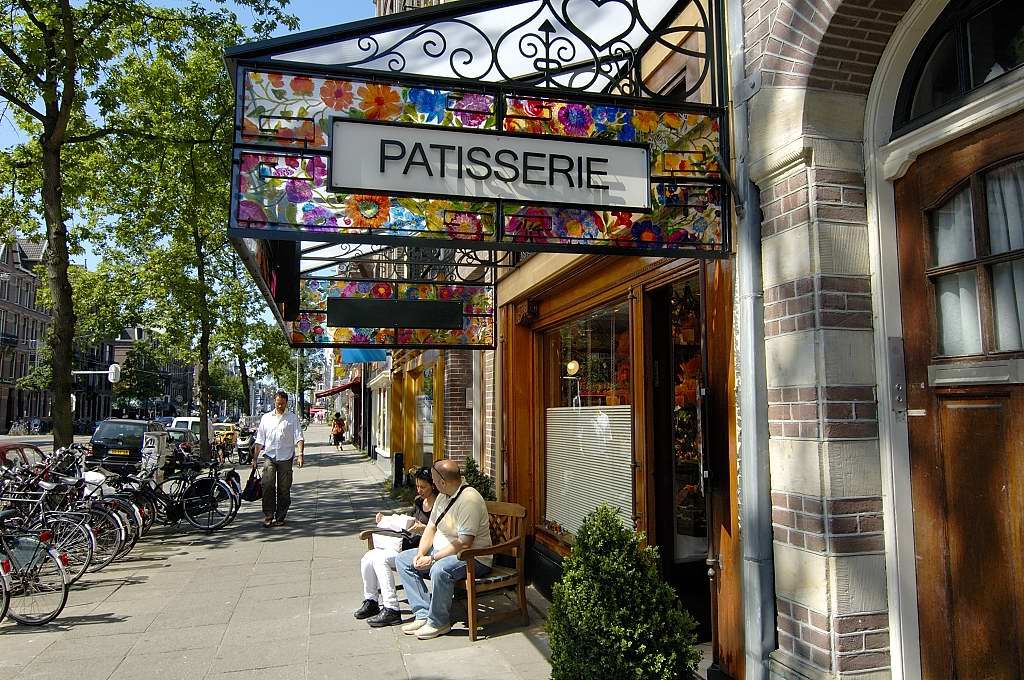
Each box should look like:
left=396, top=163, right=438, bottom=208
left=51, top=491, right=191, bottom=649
left=236, top=152, right=497, bottom=240
left=242, top=71, right=497, bottom=151
left=292, top=279, right=495, bottom=348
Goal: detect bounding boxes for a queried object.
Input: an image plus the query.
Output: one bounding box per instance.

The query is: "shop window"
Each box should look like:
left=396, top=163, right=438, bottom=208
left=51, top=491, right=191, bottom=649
left=415, top=364, right=435, bottom=467
left=669, top=280, right=708, bottom=562
left=543, top=301, right=633, bottom=539
left=895, top=0, right=1024, bottom=134
left=926, top=157, right=1024, bottom=357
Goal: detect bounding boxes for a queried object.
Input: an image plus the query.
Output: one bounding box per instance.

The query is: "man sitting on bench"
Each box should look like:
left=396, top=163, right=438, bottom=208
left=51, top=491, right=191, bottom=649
left=395, top=459, right=492, bottom=640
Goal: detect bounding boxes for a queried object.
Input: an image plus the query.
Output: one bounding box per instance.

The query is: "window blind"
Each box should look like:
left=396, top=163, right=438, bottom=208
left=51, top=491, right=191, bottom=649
left=544, top=405, right=633, bottom=535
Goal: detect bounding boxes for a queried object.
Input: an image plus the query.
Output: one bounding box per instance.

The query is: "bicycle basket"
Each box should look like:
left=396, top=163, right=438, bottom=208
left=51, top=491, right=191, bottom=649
left=3, top=536, right=47, bottom=571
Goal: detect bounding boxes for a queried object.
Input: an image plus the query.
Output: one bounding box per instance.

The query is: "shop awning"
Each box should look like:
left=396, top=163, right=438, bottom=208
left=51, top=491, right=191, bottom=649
left=315, top=379, right=361, bottom=398
left=226, top=0, right=729, bottom=350
left=340, top=349, right=388, bottom=364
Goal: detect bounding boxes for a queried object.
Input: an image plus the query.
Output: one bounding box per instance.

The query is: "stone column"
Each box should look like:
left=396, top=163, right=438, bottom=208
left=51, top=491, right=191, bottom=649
left=753, top=130, right=891, bottom=679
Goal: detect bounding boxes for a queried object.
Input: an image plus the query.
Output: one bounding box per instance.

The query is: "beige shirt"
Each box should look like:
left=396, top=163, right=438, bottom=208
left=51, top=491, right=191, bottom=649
left=429, top=484, right=492, bottom=567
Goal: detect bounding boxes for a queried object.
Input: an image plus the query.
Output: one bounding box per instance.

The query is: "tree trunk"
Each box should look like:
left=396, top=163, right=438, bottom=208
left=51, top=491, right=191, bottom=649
left=41, top=143, right=76, bottom=448
left=194, top=228, right=212, bottom=460
left=238, top=350, right=251, bottom=417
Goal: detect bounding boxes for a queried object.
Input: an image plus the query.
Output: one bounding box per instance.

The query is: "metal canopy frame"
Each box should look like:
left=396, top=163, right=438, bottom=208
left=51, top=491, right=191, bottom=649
left=227, top=0, right=729, bottom=349
left=225, top=0, right=723, bottom=103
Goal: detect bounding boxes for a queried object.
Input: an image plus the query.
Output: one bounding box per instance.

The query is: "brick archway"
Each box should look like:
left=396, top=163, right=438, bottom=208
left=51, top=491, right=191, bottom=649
left=744, top=0, right=914, bottom=96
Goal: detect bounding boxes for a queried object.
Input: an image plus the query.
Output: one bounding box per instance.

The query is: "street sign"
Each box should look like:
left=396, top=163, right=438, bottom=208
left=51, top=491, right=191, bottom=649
left=108, top=363, right=121, bottom=383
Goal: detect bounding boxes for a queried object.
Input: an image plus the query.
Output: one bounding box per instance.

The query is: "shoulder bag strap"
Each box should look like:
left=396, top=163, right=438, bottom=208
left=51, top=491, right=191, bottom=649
left=432, top=485, right=467, bottom=527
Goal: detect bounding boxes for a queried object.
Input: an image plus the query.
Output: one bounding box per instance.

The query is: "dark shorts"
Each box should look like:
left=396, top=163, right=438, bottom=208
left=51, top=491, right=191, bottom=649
left=332, top=432, right=343, bottom=445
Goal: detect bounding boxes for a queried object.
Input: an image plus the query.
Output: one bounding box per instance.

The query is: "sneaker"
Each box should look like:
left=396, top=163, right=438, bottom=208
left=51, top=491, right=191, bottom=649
left=401, top=618, right=428, bottom=635
left=353, top=599, right=380, bottom=620
left=416, top=623, right=452, bottom=639
left=367, top=607, right=402, bottom=627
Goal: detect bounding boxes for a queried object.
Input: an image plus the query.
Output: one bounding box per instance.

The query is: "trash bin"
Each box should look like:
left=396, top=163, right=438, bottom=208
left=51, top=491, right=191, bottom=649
left=392, top=451, right=404, bottom=488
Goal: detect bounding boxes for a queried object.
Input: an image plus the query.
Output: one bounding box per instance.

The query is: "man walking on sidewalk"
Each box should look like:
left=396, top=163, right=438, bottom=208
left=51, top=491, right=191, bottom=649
left=253, top=391, right=304, bottom=528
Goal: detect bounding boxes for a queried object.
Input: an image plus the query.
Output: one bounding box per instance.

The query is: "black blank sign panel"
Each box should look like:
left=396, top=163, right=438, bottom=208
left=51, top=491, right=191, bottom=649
left=326, top=298, right=465, bottom=330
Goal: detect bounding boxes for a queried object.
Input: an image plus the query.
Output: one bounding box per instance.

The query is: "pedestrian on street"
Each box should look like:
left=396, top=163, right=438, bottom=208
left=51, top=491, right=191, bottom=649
left=253, top=390, right=304, bottom=528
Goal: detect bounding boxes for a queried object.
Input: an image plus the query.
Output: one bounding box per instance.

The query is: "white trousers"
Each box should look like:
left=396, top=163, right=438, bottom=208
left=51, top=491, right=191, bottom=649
left=360, top=548, right=400, bottom=610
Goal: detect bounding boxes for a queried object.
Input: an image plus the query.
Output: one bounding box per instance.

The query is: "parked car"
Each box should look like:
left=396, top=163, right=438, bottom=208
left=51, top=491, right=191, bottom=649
left=88, top=418, right=168, bottom=474
left=171, top=416, right=215, bottom=442
left=156, top=416, right=174, bottom=427
left=0, top=442, right=45, bottom=469
left=212, top=422, right=238, bottom=449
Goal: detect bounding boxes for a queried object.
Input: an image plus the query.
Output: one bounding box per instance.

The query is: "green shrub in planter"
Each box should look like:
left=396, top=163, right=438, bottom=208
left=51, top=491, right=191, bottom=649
left=462, top=457, right=496, bottom=501
left=547, top=504, right=701, bottom=680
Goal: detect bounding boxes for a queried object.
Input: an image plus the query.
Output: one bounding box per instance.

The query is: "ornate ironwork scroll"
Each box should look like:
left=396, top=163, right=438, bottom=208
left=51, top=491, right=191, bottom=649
left=269, top=0, right=715, bottom=101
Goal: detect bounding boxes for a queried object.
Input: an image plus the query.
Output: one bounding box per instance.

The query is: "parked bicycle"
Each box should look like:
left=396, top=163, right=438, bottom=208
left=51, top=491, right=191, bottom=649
left=0, top=509, right=69, bottom=626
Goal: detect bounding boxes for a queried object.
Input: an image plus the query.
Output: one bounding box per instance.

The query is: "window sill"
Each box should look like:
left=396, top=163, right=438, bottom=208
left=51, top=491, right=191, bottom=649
left=928, top=357, right=1024, bottom=386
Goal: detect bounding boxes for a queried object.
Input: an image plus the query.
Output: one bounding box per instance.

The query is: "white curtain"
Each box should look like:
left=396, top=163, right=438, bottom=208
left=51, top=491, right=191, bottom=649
left=936, top=271, right=982, bottom=355
left=987, top=161, right=1024, bottom=351
left=932, top=187, right=975, bottom=266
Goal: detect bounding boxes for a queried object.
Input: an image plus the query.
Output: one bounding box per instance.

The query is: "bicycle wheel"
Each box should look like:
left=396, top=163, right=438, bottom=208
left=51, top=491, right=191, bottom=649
left=0, top=563, right=10, bottom=623
left=85, top=506, right=124, bottom=572
left=30, top=517, right=92, bottom=585
left=6, top=543, right=69, bottom=626
left=181, top=478, right=233, bottom=532
left=106, top=499, right=140, bottom=560
left=136, top=493, right=157, bottom=535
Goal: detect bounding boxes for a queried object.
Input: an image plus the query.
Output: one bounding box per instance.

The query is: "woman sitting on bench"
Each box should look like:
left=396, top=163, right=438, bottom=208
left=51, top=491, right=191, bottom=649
left=354, top=466, right=438, bottom=627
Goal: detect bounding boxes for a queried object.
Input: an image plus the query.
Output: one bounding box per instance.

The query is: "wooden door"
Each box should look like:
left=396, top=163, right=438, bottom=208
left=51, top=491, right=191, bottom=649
left=896, top=111, right=1024, bottom=680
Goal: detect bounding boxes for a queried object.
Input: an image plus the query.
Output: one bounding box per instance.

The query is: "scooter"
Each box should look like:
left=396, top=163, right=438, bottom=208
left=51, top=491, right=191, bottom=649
left=235, top=427, right=255, bottom=465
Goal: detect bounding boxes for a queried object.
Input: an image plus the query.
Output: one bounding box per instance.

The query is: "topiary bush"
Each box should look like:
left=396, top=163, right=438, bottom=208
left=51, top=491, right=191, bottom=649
left=462, top=457, right=496, bottom=500
left=547, top=504, right=701, bottom=680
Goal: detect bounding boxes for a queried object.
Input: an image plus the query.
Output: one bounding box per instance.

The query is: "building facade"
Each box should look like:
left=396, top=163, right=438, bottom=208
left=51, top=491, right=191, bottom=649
left=0, top=241, right=50, bottom=431
left=257, top=0, right=1024, bottom=677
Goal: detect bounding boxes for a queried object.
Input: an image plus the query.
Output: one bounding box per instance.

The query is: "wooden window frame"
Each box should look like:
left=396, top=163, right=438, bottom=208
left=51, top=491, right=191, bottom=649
left=923, top=154, right=1024, bottom=361
left=893, top=0, right=1024, bottom=135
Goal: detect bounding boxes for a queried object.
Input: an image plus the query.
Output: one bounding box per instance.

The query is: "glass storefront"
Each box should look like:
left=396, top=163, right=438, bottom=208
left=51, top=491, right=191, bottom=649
left=669, top=279, right=708, bottom=562
left=542, top=301, right=633, bottom=538
left=416, top=364, right=435, bottom=468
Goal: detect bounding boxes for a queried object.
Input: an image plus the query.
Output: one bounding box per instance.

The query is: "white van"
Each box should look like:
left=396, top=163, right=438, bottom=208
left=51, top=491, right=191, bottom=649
left=171, top=417, right=215, bottom=442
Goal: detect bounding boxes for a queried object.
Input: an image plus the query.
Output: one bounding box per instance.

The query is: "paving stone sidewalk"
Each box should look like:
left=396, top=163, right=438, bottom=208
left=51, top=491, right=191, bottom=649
left=0, top=425, right=553, bottom=680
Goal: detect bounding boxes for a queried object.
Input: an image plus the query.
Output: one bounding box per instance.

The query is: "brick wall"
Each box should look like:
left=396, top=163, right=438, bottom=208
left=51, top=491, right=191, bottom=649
left=743, top=0, right=912, bottom=95
left=443, top=350, right=473, bottom=462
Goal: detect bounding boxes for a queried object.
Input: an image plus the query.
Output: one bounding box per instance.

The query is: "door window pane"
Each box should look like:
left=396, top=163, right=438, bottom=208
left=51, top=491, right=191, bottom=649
left=670, top=280, right=707, bottom=562
left=911, top=31, right=960, bottom=120
left=968, top=0, right=1024, bottom=87
left=992, top=259, right=1024, bottom=351
left=931, top=187, right=975, bottom=266
left=985, top=159, right=1024, bottom=255
left=416, top=366, right=434, bottom=467
left=935, top=270, right=983, bottom=355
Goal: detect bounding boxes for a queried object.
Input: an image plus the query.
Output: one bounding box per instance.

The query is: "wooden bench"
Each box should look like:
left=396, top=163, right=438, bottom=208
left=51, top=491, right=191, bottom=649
left=359, top=500, right=529, bottom=641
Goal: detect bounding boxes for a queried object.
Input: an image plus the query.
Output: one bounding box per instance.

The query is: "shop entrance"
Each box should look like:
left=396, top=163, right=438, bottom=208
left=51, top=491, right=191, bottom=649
left=649, top=276, right=712, bottom=642
left=895, top=111, right=1024, bottom=679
